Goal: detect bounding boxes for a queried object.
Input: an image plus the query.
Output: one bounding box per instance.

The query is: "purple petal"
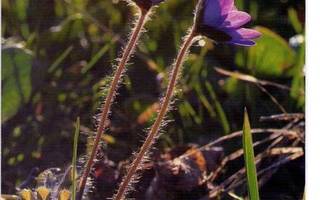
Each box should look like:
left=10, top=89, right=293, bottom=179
left=220, top=11, right=251, bottom=28
left=237, top=28, right=261, bottom=39
left=203, top=0, right=224, bottom=27
left=229, top=39, right=256, bottom=46
left=199, top=0, right=261, bottom=46
left=203, top=0, right=235, bottom=27
left=220, top=0, right=234, bottom=15
left=226, top=28, right=261, bottom=40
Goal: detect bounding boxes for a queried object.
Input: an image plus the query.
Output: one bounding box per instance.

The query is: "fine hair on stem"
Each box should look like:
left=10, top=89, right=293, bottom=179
left=76, top=6, right=151, bottom=200
left=112, top=1, right=204, bottom=199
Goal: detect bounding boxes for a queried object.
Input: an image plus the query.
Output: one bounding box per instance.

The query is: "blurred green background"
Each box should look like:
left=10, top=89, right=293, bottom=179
left=2, top=0, right=304, bottom=197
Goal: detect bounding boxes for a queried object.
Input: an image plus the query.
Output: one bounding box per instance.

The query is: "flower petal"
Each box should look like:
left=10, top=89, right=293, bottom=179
left=229, top=39, right=256, bottom=46
left=226, top=28, right=261, bottom=40
left=220, top=0, right=234, bottom=15
left=202, top=0, right=235, bottom=27
left=203, top=0, right=225, bottom=27
left=221, top=11, right=251, bottom=28
left=237, top=28, right=262, bottom=39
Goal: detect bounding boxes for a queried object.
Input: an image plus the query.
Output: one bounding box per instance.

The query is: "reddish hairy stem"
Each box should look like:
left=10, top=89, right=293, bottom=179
left=77, top=10, right=148, bottom=200
left=113, top=29, right=196, bottom=200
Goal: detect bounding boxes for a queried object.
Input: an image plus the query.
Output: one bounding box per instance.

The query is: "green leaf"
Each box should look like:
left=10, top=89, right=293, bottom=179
left=241, top=26, right=295, bottom=77
left=72, top=117, right=80, bottom=200
left=48, top=45, right=74, bottom=73
left=223, top=77, right=245, bottom=97
left=205, top=81, right=230, bottom=134
left=194, top=84, right=216, bottom=119
left=288, top=7, right=303, bottom=33
left=1, top=46, right=33, bottom=123
left=81, top=41, right=112, bottom=74
left=242, top=108, right=260, bottom=200
left=290, top=41, right=305, bottom=108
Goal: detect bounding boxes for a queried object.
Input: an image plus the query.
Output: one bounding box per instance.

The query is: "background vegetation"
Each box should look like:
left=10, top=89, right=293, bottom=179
left=2, top=0, right=305, bottom=199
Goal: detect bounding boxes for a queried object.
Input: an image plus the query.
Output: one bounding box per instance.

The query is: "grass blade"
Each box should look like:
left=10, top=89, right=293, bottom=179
left=205, top=81, right=230, bottom=134
left=81, top=41, right=112, bottom=74
left=48, top=45, right=74, bottom=73
left=242, top=108, right=260, bottom=200
left=72, top=117, right=80, bottom=200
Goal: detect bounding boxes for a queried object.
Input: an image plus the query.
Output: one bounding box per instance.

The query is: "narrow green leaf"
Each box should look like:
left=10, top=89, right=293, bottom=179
left=290, top=41, right=305, bottom=108
left=48, top=46, right=74, bottom=73
left=242, top=108, right=260, bottom=200
left=81, top=41, right=112, bottom=74
left=205, top=81, right=230, bottom=134
left=194, top=84, right=216, bottom=119
left=72, top=117, right=80, bottom=200
left=288, top=7, right=303, bottom=33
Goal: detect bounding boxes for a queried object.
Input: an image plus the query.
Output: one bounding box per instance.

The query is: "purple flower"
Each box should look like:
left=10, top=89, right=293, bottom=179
left=132, top=0, right=165, bottom=10
left=196, top=0, right=261, bottom=46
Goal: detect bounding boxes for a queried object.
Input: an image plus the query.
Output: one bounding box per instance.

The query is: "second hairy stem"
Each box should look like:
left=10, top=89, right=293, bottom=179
left=77, top=10, right=148, bottom=200
left=113, top=29, right=196, bottom=200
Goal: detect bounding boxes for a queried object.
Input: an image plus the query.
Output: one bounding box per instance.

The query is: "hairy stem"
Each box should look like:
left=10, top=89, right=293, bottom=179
left=113, top=29, right=196, bottom=200
left=77, top=10, right=148, bottom=200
